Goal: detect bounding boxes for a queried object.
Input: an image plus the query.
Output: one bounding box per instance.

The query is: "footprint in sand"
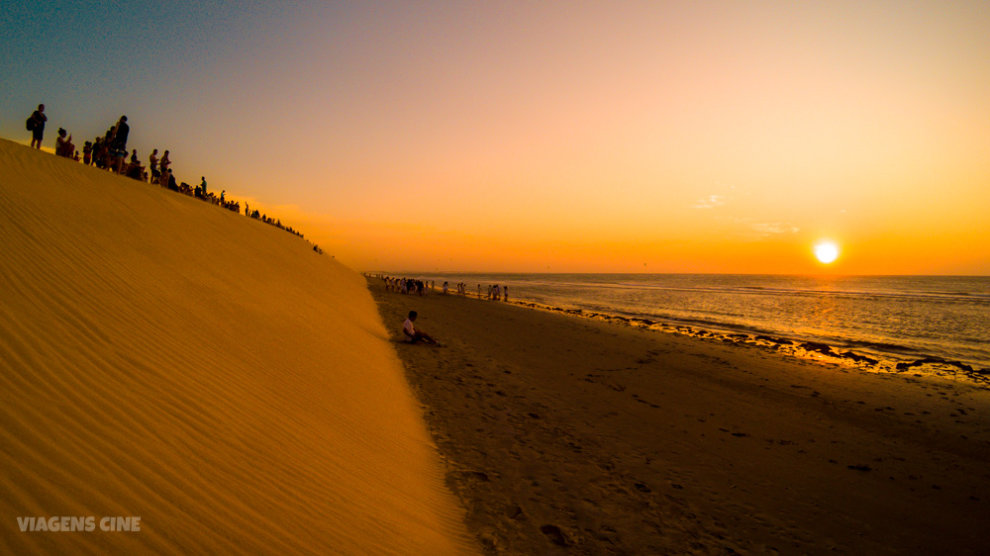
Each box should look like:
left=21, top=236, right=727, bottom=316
left=539, top=524, right=573, bottom=547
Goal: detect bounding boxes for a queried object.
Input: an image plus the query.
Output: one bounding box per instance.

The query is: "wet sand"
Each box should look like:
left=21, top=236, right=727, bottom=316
left=369, top=278, right=990, bottom=554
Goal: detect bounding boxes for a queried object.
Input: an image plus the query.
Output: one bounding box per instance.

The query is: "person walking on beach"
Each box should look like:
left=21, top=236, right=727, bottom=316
left=28, top=104, right=47, bottom=149
left=503, top=285, right=509, bottom=302
left=403, top=311, right=437, bottom=345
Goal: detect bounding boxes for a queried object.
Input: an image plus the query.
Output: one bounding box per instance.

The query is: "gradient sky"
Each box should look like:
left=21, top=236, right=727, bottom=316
left=2, top=1, right=988, bottom=274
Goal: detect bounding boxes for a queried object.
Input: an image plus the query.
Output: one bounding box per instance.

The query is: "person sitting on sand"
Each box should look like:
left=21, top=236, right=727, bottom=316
left=403, top=311, right=437, bottom=344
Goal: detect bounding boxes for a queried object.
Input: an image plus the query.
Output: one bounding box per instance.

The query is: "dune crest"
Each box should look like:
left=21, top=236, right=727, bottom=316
left=0, top=139, right=472, bottom=554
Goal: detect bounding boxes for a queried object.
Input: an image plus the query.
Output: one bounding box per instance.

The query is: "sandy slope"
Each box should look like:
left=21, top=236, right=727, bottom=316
left=0, top=139, right=473, bottom=554
left=370, top=278, right=990, bottom=555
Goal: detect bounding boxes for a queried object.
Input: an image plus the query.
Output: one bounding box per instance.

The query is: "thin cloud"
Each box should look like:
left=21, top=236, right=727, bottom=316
left=750, top=222, right=801, bottom=236
left=692, top=195, right=725, bottom=209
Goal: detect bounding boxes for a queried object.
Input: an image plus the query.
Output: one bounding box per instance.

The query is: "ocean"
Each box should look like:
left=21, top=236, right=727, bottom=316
left=399, top=273, right=990, bottom=374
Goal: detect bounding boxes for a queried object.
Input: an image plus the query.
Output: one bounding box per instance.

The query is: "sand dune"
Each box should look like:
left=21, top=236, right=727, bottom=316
left=0, top=139, right=473, bottom=554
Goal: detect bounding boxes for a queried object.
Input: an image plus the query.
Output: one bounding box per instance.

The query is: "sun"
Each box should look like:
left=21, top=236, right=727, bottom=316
left=814, top=240, right=840, bottom=264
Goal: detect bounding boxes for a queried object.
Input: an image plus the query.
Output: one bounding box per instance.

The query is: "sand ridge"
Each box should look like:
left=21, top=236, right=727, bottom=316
left=0, top=139, right=474, bottom=554
left=369, top=277, right=990, bottom=554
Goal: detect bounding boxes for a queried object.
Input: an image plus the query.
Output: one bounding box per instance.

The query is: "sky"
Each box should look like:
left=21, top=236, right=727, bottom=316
left=2, top=1, right=988, bottom=274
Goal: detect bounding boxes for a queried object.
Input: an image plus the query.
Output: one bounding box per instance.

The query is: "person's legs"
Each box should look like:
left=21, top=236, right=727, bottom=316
left=413, top=331, right=436, bottom=344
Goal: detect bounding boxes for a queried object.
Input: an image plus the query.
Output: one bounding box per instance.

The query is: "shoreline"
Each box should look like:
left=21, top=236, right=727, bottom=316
left=381, top=276, right=990, bottom=387
left=505, top=297, right=990, bottom=385
left=368, top=276, right=990, bottom=554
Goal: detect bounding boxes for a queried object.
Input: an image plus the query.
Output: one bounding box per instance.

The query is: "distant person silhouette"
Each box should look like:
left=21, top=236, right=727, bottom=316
left=55, top=128, right=71, bottom=157
left=149, top=149, right=159, bottom=182
left=159, top=150, right=171, bottom=175
left=110, top=116, right=129, bottom=173
left=28, top=104, right=47, bottom=149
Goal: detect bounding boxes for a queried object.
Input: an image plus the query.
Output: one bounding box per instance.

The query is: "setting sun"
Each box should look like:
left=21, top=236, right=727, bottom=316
left=814, top=241, right=840, bottom=264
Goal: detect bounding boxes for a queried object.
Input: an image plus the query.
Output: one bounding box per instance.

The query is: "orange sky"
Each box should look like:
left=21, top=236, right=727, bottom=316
left=4, top=2, right=988, bottom=274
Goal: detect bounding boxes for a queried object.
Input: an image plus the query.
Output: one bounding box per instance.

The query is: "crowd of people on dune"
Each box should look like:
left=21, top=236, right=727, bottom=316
left=379, top=275, right=508, bottom=302
left=25, top=102, right=322, bottom=253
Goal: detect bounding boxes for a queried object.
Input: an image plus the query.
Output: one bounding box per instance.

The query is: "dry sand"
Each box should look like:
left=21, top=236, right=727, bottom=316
left=370, top=279, right=990, bottom=554
left=0, top=139, right=474, bottom=554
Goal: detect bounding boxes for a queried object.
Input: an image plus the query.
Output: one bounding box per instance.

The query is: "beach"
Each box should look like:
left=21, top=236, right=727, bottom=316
left=370, top=278, right=990, bottom=554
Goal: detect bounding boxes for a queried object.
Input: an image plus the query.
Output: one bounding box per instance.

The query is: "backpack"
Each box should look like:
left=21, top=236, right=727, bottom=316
left=26, top=116, right=35, bottom=131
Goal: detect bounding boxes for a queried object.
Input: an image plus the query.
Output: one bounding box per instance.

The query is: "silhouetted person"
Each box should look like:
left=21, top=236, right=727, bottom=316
left=93, top=137, right=106, bottom=168
left=28, top=104, right=47, bottom=149
left=110, top=116, right=129, bottom=173
left=149, top=149, right=159, bottom=182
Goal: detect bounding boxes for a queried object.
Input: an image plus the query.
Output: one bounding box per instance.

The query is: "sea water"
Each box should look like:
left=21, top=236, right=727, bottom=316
left=404, top=273, right=990, bottom=372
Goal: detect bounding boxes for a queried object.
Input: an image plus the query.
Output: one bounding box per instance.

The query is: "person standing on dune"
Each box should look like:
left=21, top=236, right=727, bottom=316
left=110, top=116, right=129, bottom=173
left=28, top=104, right=47, bottom=149
left=149, top=149, right=159, bottom=183
left=159, top=150, right=171, bottom=177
